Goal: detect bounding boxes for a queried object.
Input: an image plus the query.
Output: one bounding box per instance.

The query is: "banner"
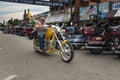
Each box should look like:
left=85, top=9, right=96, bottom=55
left=0, top=0, right=63, bottom=7
left=80, top=5, right=97, bottom=20
left=99, top=2, right=109, bottom=13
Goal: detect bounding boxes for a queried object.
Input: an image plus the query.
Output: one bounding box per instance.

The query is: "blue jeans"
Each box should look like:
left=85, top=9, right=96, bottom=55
left=37, top=33, right=45, bottom=50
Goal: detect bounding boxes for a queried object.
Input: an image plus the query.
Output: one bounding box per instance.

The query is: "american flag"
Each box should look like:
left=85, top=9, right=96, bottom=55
left=86, top=5, right=95, bottom=15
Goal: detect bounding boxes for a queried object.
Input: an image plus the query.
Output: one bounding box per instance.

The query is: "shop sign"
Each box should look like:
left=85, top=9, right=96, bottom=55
left=112, top=2, right=120, bottom=10
left=0, top=0, right=63, bottom=7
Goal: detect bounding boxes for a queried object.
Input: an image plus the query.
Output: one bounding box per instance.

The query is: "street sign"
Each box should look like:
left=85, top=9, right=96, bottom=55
left=0, top=0, right=63, bottom=7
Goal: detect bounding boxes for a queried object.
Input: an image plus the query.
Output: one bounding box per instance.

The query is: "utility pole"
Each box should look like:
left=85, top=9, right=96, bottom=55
left=74, top=0, right=80, bottom=26
left=70, top=0, right=73, bottom=24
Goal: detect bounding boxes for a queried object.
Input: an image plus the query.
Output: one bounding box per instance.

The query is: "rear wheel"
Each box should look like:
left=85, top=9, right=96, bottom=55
left=33, top=38, right=39, bottom=53
left=29, top=36, right=34, bottom=39
left=60, top=42, right=74, bottom=63
left=89, top=49, right=103, bottom=54
left=74, top=45, right=82, bottom=50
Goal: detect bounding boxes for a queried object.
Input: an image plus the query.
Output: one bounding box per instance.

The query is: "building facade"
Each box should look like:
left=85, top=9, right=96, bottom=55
left=23, top=9, right=32, bottom=25
left=31, top=11, right=49, bottom=23
left=47, top=0, right=75, bottom=26
left=48, top=0, right=111, bottom=26
left=105, top=0, right=120, bottom=26
left=78, top=0, right=111, bottom=26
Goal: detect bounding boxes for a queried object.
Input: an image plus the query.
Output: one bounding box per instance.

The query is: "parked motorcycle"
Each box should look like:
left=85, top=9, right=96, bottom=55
left=108, top=25, right=120, bottom=57
left=65, top=26, right=88, bottom=50
left=33, top=26, right=74, bottom=63
left=85, top=23, right=117, bottom=54
left=25, top=27, right=34, bottom=39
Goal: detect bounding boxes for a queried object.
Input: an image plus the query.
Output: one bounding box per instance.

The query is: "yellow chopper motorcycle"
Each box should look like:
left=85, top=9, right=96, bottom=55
left=33, top=26, right=74, bottom=63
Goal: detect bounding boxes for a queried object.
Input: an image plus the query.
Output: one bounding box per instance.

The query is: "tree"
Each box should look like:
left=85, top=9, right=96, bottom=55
left=7, top=18, right=19, bottom=25
left=8, top=18, right=13, bottom=25
left=13, top=19, right=19, bottom=25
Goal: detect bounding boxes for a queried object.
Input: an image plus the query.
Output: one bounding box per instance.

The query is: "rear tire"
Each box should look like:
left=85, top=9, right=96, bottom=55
left=89, top=49, right=103, bottom=54
left=60, top=42, right=74, bottom=63
left=74, top=45, right=82, bottom=50
left=33, top=38, right=39, bottom=53
left=29, top=36, right=34, bottom=39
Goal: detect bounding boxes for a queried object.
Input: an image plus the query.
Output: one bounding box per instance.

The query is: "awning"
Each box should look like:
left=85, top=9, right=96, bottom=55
left=45, top=14, right=71, bottom=23
left=105, top=10, right=117, bottom=19
left=114, top=10, right=120, bottom=17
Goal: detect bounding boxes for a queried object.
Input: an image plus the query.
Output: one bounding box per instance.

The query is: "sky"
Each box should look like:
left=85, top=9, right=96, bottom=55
left=0, top=1, right=49, bottom=23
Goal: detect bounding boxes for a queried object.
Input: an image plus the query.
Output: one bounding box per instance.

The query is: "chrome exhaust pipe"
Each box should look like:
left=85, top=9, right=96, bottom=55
left=85, top=46, right=103, bottom=49
left=85, top=44, right=103, bottom=49
left=115, top=51, right=120, bottom=53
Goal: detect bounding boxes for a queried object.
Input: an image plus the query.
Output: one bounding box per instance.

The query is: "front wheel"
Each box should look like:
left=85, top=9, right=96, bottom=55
left=60, top=42, right=74, bottom=63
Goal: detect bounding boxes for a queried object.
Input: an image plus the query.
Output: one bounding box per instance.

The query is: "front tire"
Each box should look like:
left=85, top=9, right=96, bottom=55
left=60, top=42, right=74, bottom=63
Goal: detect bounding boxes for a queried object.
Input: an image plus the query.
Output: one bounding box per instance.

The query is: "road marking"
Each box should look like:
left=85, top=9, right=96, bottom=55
left=3, top=75, right=18, bottom=80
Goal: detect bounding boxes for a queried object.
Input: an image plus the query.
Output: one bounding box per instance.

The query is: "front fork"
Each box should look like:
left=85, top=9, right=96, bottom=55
left=53, top=31, right=67, bottom=52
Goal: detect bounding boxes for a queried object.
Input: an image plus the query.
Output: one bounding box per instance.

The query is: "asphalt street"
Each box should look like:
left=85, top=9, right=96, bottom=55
left=0, top=31, right=120, bottom=80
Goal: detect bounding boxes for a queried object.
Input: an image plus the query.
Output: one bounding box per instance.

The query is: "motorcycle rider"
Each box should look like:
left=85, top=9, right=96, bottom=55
left=33, top=16, right=48, bottom=52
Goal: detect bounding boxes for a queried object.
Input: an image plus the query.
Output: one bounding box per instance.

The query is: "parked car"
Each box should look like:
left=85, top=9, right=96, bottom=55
left=65, top=26, right=88, bottom=50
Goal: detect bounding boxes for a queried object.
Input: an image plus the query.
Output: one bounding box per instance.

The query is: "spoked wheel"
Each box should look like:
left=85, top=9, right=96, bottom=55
left=89, top=49, right=103, bottom=54
left=33, top=38, right=39, bottom=53
left=60, top=42, right=74, bottom=63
